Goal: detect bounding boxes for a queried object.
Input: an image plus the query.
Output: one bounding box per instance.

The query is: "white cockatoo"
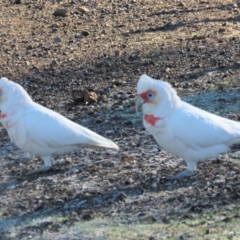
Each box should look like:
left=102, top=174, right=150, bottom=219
left=136, top=74, right=240, bottom=179
left=0, top=77, right=119, bottom=174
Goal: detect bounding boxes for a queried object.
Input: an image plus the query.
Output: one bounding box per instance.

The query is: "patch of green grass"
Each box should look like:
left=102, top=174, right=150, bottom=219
left=38, top=206, right=240, bottom=240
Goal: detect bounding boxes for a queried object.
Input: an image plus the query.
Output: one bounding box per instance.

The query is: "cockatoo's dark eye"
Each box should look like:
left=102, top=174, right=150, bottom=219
left=147, top=91, right=155, bottom=101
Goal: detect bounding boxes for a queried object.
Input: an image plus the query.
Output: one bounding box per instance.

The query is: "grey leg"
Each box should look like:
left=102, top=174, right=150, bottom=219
left=176, top=159, right=187, bottom=167
left=169, top=160, right=198, bottom=180
left=27, top=156, right=53, bottom=175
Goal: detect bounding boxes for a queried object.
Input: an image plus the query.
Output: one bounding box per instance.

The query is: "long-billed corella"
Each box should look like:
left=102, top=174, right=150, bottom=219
left=0, top=77, right=119, bottom=174
left=136, top=74, right=240, bottom=179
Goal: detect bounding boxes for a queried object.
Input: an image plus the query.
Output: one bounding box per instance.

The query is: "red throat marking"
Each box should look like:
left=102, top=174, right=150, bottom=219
left=0, top=113, right=7, bottom=119
left=144, top=114, right=163, bottom=126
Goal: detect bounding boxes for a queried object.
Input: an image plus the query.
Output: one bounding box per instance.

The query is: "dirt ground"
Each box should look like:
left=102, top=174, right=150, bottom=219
left=0, top=0, right=240, bottom=239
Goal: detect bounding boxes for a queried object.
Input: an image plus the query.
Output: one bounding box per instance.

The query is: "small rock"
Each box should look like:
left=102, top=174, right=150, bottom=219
left=115, top=50, right=121, bottom=57
left=54, top=37, right=62, bottom=43
left=53, top=9, right=67, bottom=17
left=87, top=110, right=94, bottom=116
left=206, top=228, right=218, bottom=234
left=113, top=192, right=127, bottom=202
left=51, top=23, right=60, bottom=28
left=77, top=200, right=87, bottom=207
left=121, top=94, right=128, bottom=100
left=55, top=198, right=65, bottom=205
left=121, top=152, right=131, bottom=162
left=14, top=0, right=21, bottom=4
left=105, top=130, right=115, bottom=135
left=166, top=67, right=171, bottom=73
left=113, top=94, right=120, bottom=100
left=178, top=1, right=186, bottom=7
left=82, top=31, right=89, bottom=37
left=72, top=89, right=97, bottom=105
left=219, top=28, right=225, bottom=33
left=152, top=182, right=157, bottom=188
left=26, top=45, right=34, bottom=50
left=95, top=119, right=102, bottom=124
left=51, top=59, right=58, bottom=65
left=125, top=178, right=133, bottom=185
left=183, top=82, right=191, bottom=89
left=52, top=28, right=58, bottom=33
left=85, top=92, right=98, bottom=104
left=228, top=231, right=235, bottom=238
left=72, top=88, right=89, bottom=103
left=78, top=6, right=90, bottom=13
left=82, top=214, right=92, bottom=221
left=39, top=221, right=52, bottom=228
left=123, top=120, right=133, bottom=126
left=138, top=212, right=157, bottom=223
left=65, top=157, right=73, bottom=164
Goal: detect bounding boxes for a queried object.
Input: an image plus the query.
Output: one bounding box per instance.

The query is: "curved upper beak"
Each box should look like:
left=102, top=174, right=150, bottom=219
left=135, top=96, right=144, bottom=113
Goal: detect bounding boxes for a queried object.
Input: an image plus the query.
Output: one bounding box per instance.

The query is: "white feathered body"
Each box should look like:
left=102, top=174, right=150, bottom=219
left=144, top=101, right=240, bottom=169
left=0, top=78, right=118, bottom=162
left=1, top=102, right=118, bottom=158
left=137, top=74, right=240, bottom=172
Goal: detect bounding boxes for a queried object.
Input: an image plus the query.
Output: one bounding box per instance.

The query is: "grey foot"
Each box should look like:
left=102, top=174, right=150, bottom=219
left=26, top=156, right=53, bottom=175
left=18, top=153, right=33, bottom=163
left=27, top=165, right=52, bottom=175
left=169, top=169, right=198, bottom=180
left=18, top=157, right=32, bottom=163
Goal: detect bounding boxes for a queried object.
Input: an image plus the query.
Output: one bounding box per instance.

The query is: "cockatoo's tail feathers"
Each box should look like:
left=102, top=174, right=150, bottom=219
left=84, top=135, right=119, bottom=150
left=103, top=139, right=119, bottom=150
left=77, top=125, right=119, bottom=150
left=107, top=140, right=119, bottom=150
left=77, top=126, right=119, bottom=150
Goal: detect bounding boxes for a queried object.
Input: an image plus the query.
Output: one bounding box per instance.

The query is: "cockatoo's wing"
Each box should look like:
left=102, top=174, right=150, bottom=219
left=170, top=102, right=240, bottom=149
left=22, top=104, right=119, bottom=150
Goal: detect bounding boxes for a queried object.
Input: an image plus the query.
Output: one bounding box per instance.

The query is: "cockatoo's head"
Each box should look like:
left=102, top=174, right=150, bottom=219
left=136, top=74, right=180, bottom=115
left=0, top=77, right=33, bottom=110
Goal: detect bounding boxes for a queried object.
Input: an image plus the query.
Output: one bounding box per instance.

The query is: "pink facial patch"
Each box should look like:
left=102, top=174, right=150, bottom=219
left=144, top=114, right=163, bottom=126
left=0, top=113, right=7, bottom=119
left=139, top=90, right=156, bottom=103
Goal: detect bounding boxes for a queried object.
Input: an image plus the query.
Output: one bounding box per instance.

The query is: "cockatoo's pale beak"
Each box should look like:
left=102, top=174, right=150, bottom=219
left=135, top=96, right=144, bottom=113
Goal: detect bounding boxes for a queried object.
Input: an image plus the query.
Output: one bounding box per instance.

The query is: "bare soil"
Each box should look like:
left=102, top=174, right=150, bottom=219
left=0, top=0, right=240, bottom=239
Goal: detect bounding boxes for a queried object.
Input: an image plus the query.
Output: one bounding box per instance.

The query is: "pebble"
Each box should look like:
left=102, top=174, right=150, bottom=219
left=124, top=120, right=133, bottom=126
left=53, top=9, right=67, bottom=17
left=113, top=192, right=127, bottom=202
left=82, top=31, right=89, bottom=37
left=78, top=6, right=90, bottom=13
left=54, top=37, right=62, bottom=43
left=152, top=183, right=157, bottom=188
left=105, top=130, right=115, bottom=135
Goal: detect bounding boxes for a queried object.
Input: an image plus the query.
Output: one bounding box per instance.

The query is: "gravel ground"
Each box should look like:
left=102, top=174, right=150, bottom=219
left=0, top=0, right=240, bottom=239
